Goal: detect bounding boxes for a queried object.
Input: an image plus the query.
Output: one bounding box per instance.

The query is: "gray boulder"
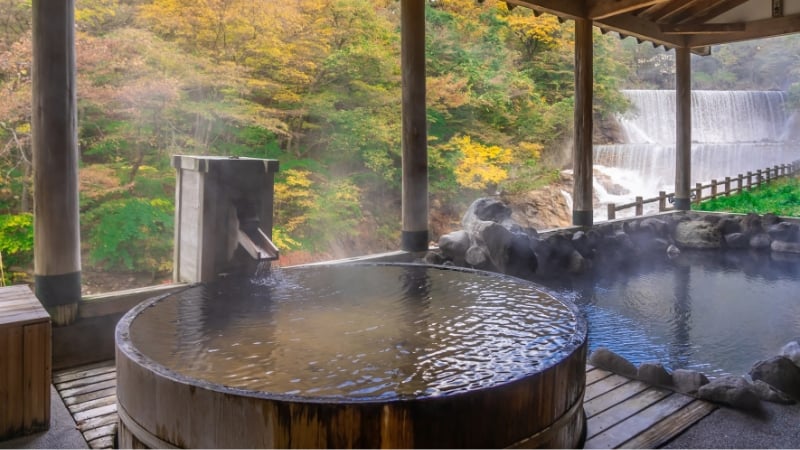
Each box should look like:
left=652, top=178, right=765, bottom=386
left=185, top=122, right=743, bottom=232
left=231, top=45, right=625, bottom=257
left=752, top=379, right=795, bottom=404
left=771, top=240, right=800, bottom=254
left=675, top=220, right=722, bottom=249
left=461, top=197, right=512, bottom=231
left=438, top=230, right=470, bottom=264
left=637, top=362, right=673, bottom=387
left=465, top=244, right=492, bottom=270
left=672, top=369, right=709, bottom=395
left=780, top=340, right=800, bottom=367
left=749, top=356, right=800, bottom=401
left=474, top=221, right=514, bottom=272
left=588, top=347, right=637, bottom=378
left=767, top=222, right=799, bottom=242
left=749, top=232, right=772, bottom=250
left=697, top=375, right=760, bottom=410
left=724, top=232, right=750, bottom=249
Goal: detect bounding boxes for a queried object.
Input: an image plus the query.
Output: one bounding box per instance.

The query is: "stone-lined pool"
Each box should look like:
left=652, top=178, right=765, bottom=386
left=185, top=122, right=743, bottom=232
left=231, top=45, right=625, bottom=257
left=535, top=249, right=800, bottom=376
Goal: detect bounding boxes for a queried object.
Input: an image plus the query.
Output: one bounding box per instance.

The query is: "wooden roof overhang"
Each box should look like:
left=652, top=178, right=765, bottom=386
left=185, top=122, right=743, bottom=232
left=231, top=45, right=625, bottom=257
left=505, top=0, right=800, bottom=55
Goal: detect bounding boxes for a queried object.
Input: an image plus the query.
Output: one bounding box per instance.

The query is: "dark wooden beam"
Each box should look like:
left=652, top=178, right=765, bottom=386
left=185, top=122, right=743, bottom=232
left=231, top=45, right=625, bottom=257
left=674, top=46, right=692, bottom=211
left=588, top=0, right=667, bottom=20
left=661, top=21, right=746, bottom=34
left=400, top=0, right=428, bottom=252
left=670, top=0, right=730, bottom=24
left=572, top=17, right=593, bottom=227
left=503, top=0, right=585, bottom=20
left=687, top=0, right=750, bottom=24
left=688, top=13, right=800, bottom=46
left=596, top=12, right=688, bottom=48
left=32, top=0, right=81, bottom=326
left=655, top=0, right=707, bottom=23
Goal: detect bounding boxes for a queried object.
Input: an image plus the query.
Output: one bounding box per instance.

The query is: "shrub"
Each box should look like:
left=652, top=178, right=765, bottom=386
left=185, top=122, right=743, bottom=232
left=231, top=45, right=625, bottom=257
left=0, top=213, right=34, bottom=285
left=86, top=198, right=174, bottom=275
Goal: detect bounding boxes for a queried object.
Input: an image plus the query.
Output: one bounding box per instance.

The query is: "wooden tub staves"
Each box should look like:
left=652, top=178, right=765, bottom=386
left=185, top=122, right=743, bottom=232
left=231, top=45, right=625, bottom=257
left=115, top=264, right=588, bottom=448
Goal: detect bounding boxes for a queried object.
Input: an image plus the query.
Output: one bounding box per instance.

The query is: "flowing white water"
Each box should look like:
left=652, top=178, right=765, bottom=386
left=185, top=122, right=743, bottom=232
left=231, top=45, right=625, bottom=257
left=593, top=90, right=800, bottom=220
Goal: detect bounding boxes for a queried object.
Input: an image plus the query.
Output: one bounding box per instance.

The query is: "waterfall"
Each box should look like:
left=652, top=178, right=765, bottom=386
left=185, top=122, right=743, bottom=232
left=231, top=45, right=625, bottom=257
left=593, top=90, right=800, bottom=220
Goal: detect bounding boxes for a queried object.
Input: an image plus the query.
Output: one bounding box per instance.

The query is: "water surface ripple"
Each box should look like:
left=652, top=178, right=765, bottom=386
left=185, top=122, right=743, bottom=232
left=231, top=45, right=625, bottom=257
left=129, top=264, right=582, bottom=400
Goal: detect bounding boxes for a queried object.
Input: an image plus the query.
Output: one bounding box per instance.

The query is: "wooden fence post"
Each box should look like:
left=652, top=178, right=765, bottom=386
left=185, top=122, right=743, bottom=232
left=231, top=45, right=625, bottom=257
left=724, top=177, right=731, bottom=196
left=747, top=171, right=753, bottom=189
left=710, top=179, right=717, bottom=198
left=757, top=169, right=763, bottom=186
left=737, top=174, right=743, bottom=193
left=695, top=182, right=703, bottom=204
left=658, top=191, right=666, bottom=211
left=607, top=203, right=616, bottom=220
left=635, top=196, right=643, bottom=216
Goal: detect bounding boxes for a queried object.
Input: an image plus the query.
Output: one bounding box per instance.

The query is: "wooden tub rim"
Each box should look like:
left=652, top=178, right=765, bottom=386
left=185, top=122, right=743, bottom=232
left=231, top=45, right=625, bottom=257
left=115, top=262, right=588, bottom=405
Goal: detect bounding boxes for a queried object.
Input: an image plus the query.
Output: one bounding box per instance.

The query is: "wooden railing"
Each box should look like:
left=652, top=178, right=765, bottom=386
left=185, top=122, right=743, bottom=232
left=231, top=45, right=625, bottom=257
left=605, top=160, right=800, bottom=220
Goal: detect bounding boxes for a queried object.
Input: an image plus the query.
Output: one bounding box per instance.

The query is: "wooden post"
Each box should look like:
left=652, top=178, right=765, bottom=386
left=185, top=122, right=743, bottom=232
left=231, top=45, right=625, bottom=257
left=724, top=177, right=731, bottom=196
left=674, top=47, right=691, bottom=210
left=710, top=180, right=717, bottom=198
left=635, top=196, right=643, bottom=216
left=32, top=0, right=81, bottom=325
left=737, top=174, right=743, bottom=193
left=757, top=169, right=763, bottom=186
left=400, top=0, right=428, bottom=252
left=765, top=168, right=771, bottom=184
left=747, top=171, right=753, bottom=189
left=607, top=204, right=615, bottom=220
left=695, top=183, right=700, bottom=203
left=572, top=17, right=593, bottom=227
left=658, top=191, right=666, bottom=211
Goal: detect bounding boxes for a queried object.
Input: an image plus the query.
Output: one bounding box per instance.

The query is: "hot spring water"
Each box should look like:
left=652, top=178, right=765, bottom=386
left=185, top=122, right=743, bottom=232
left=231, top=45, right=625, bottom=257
left=593, top=90, right=800, bottom=220
left=535, top=249, right=800, bottom=377
left=116, top=264, right=588, bottom=448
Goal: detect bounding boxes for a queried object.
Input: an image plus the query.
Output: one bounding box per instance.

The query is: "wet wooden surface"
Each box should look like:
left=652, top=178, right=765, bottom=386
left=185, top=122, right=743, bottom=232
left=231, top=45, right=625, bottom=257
left=54, top=361, right=717, bottom=449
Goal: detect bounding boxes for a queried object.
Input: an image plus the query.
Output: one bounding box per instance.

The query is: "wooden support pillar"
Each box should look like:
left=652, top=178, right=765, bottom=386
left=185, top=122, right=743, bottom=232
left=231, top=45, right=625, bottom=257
left=674, top=47, right=691, bottom=210
left=400, top=0, right=428, bottom=252
left=572, top=17, right=593, bottom=227
left=32, top=0, right=81, bottom=325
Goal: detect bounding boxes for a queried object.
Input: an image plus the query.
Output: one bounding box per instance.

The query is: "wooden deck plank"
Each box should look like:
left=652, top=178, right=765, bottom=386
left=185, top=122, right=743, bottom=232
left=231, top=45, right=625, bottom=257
left=76, top=412, right=117, bottom=433
left=66, top=394, right=117, bottom=415
left=584, top=380, right=651, bottom=419
left=586, top=367, right=613, bottom=385
left=55, top=371, right=116, bottom=391
left=585, top=374, right=631, bottom=401
left=59, top=379, right=116, bottom=399
left=586, top=387, right=672, bottom=440
left=585, top=393, right=694, bottom=449
left=87, top=435, right=115, bottom=449
left=72, top=404, right=117, bottom=423
left=619, top=399, right=717, bottom=449
left=53, top=363, right=115, bottom=384
left=62, top=387, right=117, bottom=407
left=82, top=423, right=117, bottom=443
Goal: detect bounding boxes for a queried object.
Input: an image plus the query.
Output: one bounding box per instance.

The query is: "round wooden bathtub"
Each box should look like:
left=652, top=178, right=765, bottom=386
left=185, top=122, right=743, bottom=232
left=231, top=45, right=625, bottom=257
left=115, top=264, right=587, bottom=448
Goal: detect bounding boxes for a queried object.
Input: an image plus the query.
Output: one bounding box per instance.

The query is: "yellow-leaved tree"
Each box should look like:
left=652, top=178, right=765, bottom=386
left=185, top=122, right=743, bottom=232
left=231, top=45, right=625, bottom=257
left=449, top=135, right=512, bottom=192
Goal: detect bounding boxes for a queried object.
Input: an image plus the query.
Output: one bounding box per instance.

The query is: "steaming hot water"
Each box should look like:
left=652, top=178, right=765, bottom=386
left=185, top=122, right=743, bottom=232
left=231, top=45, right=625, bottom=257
left=127, top=264, right=584, bottom=399
left=593, top=90, right=800, bottom=220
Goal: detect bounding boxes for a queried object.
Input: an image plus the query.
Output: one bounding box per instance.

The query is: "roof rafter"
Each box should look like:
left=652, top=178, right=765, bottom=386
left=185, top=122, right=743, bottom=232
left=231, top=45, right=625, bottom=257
left=587, top=0, right=668, bottom=20
left=661, top=22, right=746, bottom=34
left=688, top=12, right=800, bottom=46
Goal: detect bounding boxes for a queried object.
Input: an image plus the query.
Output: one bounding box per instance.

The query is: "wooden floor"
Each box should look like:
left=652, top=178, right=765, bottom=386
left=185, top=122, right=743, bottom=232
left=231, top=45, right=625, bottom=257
left=53, top=362, right=716, bottom=449
left=53, top=362, right=118, bottom=449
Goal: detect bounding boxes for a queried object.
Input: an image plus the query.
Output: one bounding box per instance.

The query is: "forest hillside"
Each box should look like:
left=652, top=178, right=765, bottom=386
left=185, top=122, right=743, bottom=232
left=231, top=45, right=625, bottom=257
left=3, top=0, right=800, bottom=289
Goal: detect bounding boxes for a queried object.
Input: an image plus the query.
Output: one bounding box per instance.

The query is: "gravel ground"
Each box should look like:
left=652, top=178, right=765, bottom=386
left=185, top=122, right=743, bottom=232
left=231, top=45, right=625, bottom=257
left=663, top=401, right=800, bottom=449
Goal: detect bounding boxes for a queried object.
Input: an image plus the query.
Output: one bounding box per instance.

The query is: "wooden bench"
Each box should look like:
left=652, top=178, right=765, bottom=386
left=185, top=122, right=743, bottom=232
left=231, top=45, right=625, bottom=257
left=0, top=284, right=51, bottom=440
